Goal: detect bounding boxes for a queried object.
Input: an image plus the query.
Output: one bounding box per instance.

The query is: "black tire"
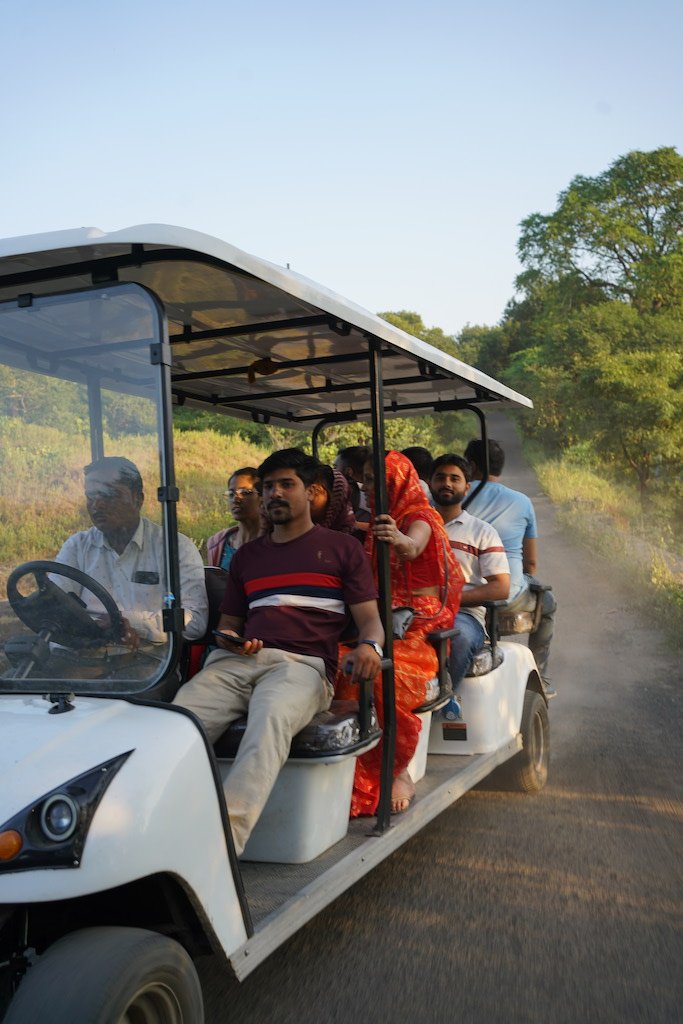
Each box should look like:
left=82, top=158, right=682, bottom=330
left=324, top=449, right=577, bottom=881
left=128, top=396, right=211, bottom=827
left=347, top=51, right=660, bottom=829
left=5, top=926, right=203, bottom=1024
left=502, top=689, right=549, bottom=793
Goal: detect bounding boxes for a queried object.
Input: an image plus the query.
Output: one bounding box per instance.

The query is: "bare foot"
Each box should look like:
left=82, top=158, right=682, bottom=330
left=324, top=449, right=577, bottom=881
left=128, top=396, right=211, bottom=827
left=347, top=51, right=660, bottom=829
left=391, top=769, right=415, bottom=814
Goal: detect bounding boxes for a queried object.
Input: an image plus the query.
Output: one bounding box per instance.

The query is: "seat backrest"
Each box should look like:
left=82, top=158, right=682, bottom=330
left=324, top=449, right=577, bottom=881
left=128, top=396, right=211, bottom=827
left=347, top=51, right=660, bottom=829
left=494, top=581, right=552, bottom=637
left=181, top=566, right=229, bottom=681
left=201, top=565, right=230, bottom=643
left=497, top=609, right=536, bottom=635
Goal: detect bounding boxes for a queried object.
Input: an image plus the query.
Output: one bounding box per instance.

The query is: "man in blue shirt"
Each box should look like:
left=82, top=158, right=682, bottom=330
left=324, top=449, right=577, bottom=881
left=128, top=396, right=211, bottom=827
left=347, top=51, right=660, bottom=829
left=464, top=439, right=557, bottom=697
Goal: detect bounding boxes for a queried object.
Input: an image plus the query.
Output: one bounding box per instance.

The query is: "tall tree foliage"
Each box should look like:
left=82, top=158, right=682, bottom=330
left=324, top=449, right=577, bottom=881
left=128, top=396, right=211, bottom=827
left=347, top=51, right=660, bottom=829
left=463, top=147, right=683, bottom=502
left=517, top=147, right=683, bottom=313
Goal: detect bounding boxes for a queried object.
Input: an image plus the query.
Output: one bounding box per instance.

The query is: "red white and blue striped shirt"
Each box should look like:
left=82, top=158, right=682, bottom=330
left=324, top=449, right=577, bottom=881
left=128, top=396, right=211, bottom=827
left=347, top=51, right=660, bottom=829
left=221, top=525, right=376, bottom=682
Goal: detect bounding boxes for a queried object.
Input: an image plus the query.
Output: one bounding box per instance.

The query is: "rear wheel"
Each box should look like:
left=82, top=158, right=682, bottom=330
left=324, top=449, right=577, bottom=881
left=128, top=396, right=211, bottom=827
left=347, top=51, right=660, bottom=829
left=503, top=689, right=549, bottom=792
left=5, top=926, right=203, bottom=1024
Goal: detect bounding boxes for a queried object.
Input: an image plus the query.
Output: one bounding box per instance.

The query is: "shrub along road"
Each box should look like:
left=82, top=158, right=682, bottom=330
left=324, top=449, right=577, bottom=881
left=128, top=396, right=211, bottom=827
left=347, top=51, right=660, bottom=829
left=200, top=412, right=683, bottom=1024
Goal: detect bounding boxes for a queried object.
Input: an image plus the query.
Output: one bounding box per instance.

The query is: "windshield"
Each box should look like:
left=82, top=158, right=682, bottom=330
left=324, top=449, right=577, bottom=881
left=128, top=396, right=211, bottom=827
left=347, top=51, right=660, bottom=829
left=0, top=283, right=176, bottom=694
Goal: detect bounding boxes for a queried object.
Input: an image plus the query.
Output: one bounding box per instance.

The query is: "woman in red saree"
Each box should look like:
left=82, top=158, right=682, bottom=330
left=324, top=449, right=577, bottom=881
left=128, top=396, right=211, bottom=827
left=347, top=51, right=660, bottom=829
left=336, top=451, right=464, bottom=815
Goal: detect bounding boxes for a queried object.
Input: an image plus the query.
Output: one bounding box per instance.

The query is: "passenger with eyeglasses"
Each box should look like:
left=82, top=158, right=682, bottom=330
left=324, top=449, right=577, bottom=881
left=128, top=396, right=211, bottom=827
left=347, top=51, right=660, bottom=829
left=207, top=467, right=264, bottom=570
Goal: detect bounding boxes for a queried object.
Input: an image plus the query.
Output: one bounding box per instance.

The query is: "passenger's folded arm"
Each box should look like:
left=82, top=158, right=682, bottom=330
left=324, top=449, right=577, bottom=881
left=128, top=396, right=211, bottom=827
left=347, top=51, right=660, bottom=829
left=460, top=573, right=510, bottom=607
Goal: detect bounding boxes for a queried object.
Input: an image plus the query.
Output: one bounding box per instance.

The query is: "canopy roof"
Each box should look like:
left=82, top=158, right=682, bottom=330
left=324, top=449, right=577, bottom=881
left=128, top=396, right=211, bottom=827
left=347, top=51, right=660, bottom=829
left=0, top=224, right=531, bottom=425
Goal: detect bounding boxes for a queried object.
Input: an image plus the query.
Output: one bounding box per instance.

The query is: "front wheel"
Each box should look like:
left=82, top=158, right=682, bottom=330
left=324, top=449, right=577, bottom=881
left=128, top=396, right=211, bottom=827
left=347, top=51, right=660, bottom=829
left=502, top=689, right=549, bottom=793
left=5, top=926, right=203, bottom=1024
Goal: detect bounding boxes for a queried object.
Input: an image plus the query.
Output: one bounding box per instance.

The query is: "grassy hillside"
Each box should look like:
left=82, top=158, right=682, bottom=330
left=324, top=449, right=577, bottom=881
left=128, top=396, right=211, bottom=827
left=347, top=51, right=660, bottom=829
left=0, top=419, right=270, bottom=591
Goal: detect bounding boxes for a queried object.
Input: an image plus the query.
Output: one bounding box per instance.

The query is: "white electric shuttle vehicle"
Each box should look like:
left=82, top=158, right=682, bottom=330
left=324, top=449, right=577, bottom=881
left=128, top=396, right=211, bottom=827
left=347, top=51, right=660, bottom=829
left=0, top=226, right=550, bottom=1022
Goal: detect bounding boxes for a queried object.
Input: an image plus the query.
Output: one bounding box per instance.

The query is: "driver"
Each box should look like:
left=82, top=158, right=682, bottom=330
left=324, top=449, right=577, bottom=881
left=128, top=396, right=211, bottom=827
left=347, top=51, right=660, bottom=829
left=54, top=456, right=208, bottom=647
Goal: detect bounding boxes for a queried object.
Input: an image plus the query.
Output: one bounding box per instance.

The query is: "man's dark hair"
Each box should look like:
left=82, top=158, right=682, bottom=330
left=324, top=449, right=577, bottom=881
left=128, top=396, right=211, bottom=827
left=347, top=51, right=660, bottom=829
left=464, top=438, right=505, bottom=476
left=257, top=448, right=320, bottom=488
left=431, top=453, right=472, bottom=483
left=336, top=445, right=370, bottom=478
left=84, top=456, right=143, bottom=497
left=402, top=446, right=433, bottom=482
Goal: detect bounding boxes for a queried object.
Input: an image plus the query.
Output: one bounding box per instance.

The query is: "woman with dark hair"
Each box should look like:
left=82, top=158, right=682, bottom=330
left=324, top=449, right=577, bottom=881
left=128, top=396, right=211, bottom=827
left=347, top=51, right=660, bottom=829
left=207, top=467, right=263, bottom=569
left=336, top=451, right=464, bottom=815
left=310, top=465, right=358, bottom=535
left=334, top=444, right=372, bottom=535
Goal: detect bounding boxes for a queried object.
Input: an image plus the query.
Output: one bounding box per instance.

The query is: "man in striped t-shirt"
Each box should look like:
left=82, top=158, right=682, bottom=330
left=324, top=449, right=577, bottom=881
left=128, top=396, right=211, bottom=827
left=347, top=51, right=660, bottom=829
left=175, top=449, right=383, bottom=856
left=430, top=455, right=510, bottom=688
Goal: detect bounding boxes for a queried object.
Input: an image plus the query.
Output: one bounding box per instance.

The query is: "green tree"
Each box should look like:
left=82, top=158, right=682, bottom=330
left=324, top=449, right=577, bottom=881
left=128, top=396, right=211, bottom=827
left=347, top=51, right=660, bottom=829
left=517, top=147, right=683, bottom=314
left=456, top=324, right=509, bottom=380
left=501, top=147, right=683, bottom=501
left=376, top=311, right=473, bottom=453
left=505, top=302, right=683, bottom=497
left=378, top=310, right=459, bottom=358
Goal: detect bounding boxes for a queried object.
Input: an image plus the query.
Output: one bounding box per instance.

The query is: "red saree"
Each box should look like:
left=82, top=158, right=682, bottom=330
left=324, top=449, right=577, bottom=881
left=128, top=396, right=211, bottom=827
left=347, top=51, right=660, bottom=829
left=336, top=451, right=464, bottom=816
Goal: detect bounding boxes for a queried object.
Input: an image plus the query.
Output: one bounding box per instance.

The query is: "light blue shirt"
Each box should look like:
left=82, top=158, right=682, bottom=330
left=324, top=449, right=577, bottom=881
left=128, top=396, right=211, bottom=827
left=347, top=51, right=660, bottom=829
left=465, top=481, right=537, bottom=601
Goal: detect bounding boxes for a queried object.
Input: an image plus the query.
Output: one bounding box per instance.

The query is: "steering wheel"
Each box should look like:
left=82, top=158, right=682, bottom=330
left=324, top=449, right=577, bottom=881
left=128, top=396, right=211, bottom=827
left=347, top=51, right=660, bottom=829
left=6, top=560, right=125, bottom=650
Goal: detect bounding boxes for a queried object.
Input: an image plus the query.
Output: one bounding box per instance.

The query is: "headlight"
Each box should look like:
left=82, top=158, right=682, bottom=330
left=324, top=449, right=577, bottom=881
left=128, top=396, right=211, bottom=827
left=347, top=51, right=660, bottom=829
left=40, top=794, right=79, bottom=842
left=0, top=751, right=132, bottom=873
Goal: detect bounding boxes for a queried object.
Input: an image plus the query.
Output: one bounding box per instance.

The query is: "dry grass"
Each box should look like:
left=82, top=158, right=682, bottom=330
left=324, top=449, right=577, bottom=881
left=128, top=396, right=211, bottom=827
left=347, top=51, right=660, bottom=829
left=172, top=430, right=270, bottom=550
left=0, top=420, right=270, bottom=592
left=527, top=446, right=683, bottom=644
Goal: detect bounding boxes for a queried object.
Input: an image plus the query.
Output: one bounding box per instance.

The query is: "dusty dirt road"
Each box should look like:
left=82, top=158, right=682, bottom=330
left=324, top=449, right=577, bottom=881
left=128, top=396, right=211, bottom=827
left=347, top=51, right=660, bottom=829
left=200, top=413, right=683, bottom=1024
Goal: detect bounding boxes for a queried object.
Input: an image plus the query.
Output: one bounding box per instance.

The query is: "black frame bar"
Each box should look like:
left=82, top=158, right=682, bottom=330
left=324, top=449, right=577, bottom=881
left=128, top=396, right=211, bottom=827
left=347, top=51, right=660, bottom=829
left=367, top=340, right=396, bottom=834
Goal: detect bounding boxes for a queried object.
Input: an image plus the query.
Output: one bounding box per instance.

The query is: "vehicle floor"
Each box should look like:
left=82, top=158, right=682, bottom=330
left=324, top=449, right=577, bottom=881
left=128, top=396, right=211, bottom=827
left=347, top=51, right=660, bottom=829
left=239, top=750, right=480, bottom=928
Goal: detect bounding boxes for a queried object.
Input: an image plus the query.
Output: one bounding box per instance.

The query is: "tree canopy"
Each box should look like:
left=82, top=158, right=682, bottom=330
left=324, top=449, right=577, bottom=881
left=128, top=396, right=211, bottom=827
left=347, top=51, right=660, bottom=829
left=458, top=147, right=683, bottom=504
left=517, top=147, right=683, bottom=314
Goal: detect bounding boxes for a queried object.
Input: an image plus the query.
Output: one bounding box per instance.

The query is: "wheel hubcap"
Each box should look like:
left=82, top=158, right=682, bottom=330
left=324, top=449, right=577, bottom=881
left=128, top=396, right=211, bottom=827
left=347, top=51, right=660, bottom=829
left=531, top=711, right=545, bottom=774
left=121, top=982, right=183, bottom=1024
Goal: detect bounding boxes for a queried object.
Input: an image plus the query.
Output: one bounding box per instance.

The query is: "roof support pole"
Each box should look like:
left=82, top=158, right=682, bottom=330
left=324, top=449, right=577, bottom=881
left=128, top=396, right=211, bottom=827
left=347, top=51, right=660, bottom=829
left=87, top=376, right=104, bottom=462
left=151, top=339, right=184, bottom=647
left=368, top=340, right=396, bottom=834
left=461, top=403, right=490, bottom=509
left=311, top=419, right=324, bottom=460
left=310, top=410, right=359, bottom=460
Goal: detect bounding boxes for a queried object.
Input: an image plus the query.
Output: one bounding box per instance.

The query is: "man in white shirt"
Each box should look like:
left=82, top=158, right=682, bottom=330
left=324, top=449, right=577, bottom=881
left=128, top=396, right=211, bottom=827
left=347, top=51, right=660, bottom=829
left=430, top=454, right=510, bottom=686
left=464, top=438, right=557, bottom=696
left=55, top=456, right=208, bottom=646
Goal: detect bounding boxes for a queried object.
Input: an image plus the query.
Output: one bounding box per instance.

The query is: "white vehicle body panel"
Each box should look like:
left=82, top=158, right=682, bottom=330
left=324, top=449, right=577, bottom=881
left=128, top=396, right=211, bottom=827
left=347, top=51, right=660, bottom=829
left=430, top=642, right=538, bottom=755
left=0, top=697, right=248, bottom=956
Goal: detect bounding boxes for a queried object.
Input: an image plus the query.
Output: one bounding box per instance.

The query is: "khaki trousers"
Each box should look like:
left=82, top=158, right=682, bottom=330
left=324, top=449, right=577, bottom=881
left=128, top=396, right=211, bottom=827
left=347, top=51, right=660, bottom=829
left=174, top=648, right=331, bottom=855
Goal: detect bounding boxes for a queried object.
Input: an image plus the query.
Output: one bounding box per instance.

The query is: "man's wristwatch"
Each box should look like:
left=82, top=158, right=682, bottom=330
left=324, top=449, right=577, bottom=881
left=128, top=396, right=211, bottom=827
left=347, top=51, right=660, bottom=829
left=360, top=640, right=383, bottom=659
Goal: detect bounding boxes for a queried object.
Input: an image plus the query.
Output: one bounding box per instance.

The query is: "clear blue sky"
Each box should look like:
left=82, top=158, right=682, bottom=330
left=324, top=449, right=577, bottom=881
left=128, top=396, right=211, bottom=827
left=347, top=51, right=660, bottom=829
left=2, top=0, right=681, bottom=335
